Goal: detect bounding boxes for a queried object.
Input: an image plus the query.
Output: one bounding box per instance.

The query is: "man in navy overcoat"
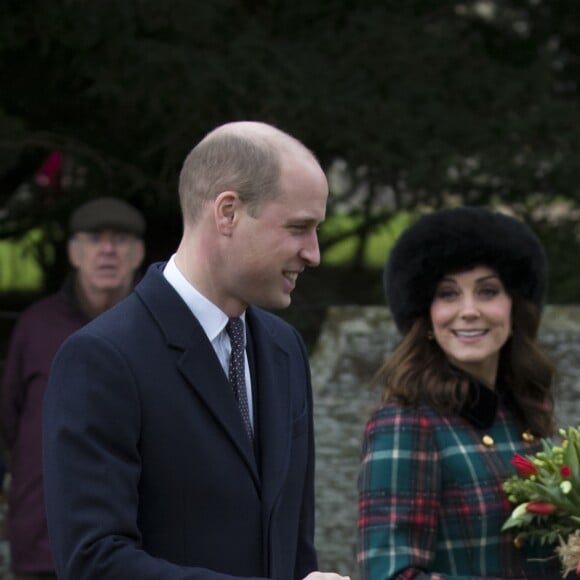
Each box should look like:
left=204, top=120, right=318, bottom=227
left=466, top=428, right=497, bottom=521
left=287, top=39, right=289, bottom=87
left=43, top=122, right=348, bottom=580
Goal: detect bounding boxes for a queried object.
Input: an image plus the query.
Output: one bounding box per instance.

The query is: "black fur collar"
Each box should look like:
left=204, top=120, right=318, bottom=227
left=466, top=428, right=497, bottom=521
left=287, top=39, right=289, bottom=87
left=459, top=379, right=499, bottom=429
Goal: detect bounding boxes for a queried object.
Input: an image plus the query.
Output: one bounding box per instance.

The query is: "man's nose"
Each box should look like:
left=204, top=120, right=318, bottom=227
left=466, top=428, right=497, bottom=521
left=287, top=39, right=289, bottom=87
left=98, top=236, right=117, bottom=251
left=299, top=230, right=321, bottom=267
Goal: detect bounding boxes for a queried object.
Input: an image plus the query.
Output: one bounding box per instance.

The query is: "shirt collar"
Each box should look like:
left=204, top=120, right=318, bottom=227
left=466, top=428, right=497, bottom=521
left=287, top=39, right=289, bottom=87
left=163, top=254, right=246, bottom=342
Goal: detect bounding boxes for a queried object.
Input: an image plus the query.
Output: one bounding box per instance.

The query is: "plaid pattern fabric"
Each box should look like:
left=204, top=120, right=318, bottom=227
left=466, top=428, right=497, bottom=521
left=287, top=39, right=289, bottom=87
left=357, top=401, right=561, bottom=579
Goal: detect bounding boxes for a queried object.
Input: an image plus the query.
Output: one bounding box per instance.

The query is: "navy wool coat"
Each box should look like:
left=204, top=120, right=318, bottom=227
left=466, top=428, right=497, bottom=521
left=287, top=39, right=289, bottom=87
left=42, top=263, right=318, bottom=580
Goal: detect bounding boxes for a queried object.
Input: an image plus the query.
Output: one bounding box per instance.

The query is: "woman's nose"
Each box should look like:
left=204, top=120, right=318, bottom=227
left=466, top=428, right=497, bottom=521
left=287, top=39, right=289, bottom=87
left=459, top=296, right=480, bottom=318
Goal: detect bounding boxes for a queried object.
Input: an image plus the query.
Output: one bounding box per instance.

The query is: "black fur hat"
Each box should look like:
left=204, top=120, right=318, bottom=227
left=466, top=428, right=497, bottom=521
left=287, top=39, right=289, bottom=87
left=384, top=207, right=547, bottom=334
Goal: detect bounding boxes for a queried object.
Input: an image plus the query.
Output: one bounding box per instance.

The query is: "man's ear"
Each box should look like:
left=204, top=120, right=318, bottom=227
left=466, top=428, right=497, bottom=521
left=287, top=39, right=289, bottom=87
left=130, top=239, right=146, bottom=269
left=67, top=237, right=82, bottom=268
left=214, top=191, right=241, bottom=235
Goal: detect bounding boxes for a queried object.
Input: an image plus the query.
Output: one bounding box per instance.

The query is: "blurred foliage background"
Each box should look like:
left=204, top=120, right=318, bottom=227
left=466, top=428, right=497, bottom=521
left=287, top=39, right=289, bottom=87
left=1, top=0, right=580, bottom=342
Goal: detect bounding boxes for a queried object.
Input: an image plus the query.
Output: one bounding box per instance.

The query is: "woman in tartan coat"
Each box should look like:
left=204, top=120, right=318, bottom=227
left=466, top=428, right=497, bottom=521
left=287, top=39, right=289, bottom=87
left=357, top=207, right=562, bottom=579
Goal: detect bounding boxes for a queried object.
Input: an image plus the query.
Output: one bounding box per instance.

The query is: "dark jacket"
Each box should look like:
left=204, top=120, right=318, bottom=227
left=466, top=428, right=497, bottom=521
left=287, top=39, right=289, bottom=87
left=43, top=262, right=317, bottom=580
left=1, top=284, right=88, bottom=573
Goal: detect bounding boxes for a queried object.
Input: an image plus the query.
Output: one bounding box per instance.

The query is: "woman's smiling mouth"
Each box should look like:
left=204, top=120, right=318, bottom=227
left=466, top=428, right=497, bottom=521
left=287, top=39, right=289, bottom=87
left=453, top=329, right=488, bottom=338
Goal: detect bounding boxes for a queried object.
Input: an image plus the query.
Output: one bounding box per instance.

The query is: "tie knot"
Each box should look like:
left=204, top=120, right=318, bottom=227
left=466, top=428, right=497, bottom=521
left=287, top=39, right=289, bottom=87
left=226, top=317, right=245, bottom=345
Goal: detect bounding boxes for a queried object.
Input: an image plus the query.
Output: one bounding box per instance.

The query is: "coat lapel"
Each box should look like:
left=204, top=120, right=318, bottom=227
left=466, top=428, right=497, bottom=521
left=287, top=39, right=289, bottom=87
left=135, top=264, right=259, bottom=485
left=247, top=308, right=291, bottom=509
left=178, top=342, right=259, bottom=484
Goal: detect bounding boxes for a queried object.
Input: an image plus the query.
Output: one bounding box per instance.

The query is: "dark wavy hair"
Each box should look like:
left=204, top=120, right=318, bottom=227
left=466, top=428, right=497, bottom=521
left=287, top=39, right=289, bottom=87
left=374, top=296, right=556, bottom=437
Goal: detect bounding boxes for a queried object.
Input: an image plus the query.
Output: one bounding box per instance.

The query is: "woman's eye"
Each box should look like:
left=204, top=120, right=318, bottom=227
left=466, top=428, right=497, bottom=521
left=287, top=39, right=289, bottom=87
left=435, top=289, right=457, bottom=300
left=479, top=287, right=499, bottom=298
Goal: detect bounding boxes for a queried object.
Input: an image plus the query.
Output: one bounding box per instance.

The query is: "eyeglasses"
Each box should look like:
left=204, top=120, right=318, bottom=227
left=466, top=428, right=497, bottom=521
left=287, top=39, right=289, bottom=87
left=74, top=231, right=137, bottom=247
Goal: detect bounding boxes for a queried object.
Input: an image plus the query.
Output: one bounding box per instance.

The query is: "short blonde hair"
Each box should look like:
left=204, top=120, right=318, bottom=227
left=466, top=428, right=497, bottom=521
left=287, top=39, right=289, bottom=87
left=178, top=122, right=315, bottom=224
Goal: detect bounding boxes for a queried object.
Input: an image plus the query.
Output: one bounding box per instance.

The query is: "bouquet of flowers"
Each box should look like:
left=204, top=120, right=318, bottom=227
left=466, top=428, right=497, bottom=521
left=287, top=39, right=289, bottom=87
left=502, top=425, right=580, bottom=577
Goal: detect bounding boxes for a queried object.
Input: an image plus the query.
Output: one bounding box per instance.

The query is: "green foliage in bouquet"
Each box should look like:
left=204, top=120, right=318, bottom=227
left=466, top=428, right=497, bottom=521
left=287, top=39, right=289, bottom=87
left=502, top=426, right=580, bottom=546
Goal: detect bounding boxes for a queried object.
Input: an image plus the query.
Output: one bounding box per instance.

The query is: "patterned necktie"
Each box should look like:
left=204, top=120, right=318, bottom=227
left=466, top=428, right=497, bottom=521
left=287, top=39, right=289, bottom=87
left=226, top=317, right=254, bottom=441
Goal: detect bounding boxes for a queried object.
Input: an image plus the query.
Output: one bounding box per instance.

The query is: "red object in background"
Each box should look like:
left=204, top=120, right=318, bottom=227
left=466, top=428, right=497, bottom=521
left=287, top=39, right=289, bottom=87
left=33, top=152, right=62, bottom=188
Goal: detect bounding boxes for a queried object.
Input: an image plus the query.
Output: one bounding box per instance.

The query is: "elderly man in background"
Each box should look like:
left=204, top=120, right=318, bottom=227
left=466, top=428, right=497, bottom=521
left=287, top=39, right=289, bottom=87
left=0, top=197, right=146, bottom=580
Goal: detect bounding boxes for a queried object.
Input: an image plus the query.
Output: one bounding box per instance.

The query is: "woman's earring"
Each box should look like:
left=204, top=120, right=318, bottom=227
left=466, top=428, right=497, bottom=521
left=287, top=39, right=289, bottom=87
left=427, top=330, right=434, bottom=341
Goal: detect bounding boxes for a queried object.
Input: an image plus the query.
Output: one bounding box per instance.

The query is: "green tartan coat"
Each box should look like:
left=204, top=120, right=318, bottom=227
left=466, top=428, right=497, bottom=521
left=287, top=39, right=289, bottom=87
left=357, top=382, right=562, bottom=579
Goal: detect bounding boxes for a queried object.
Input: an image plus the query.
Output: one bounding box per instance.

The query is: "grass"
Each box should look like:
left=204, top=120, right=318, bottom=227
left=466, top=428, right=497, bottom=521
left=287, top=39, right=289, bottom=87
left=320, top=211, right=414, bottom=267
left=0, top=229, right=46, bottom=292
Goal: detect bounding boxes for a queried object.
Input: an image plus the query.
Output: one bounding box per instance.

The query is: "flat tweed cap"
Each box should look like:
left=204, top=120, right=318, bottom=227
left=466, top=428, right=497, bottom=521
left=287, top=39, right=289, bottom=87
left=384, top=206, right=547, bottom=334
left=69, top=197, right=146, bottom=236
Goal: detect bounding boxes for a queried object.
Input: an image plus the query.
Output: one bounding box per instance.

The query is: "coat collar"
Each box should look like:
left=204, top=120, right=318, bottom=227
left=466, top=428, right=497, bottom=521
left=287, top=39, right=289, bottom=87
left=459, top=377, right=499, bottom=429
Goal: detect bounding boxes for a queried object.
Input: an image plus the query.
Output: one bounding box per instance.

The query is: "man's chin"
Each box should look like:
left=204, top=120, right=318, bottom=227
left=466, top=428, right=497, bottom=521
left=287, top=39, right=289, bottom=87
left=92, top=278, right=125, bottom=291
left=258, top=294, right=292, bottom=311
